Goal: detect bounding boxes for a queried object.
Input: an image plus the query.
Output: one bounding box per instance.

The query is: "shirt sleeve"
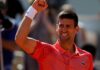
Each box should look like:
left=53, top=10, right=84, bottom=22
left=29, top=40, right=51, bottom=60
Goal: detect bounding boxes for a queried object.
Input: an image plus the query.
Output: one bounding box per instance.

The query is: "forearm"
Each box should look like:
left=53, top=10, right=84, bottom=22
left=15, top=0, right=48, bottom=54
left=15, top=0, right=48, bottom=42
left=15, top=16, right=33, bottom=43
left=15, top=5, right=38, bottom=43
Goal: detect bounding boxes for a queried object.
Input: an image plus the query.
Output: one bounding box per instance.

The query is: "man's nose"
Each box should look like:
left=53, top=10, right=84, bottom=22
left=62, top=26, right=68, bottom=32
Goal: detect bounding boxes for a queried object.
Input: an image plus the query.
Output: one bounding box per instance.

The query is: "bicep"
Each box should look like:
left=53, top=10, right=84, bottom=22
left=19, top=37, right=37, bottom=54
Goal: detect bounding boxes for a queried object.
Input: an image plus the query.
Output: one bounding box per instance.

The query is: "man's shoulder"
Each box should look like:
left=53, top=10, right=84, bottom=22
left=36, top=40, right=54, bottom=49
left=77, top=47, right=92, bottom=57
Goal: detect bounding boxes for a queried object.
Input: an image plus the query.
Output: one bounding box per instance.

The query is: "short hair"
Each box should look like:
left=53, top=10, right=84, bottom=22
left=57, top=10, right=78, bottom=27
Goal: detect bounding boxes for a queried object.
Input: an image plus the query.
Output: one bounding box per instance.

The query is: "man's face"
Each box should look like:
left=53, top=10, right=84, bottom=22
left=56, top=18, right=79, bottom=42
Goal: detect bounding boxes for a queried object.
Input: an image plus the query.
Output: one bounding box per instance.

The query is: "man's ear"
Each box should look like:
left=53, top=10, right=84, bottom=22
left=76, top=26, right=80, bottom=33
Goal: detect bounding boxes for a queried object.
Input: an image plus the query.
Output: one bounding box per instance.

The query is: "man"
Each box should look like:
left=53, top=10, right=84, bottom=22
left=15, top=0, right=93, bottom=70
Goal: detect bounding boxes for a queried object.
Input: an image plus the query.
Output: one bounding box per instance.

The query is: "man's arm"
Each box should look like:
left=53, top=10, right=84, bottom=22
left=15, top=0, right=48, bottom=54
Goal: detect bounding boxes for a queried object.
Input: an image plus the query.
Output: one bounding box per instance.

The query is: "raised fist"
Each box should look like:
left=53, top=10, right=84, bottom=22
left=32, top=0, right=48, bottom=12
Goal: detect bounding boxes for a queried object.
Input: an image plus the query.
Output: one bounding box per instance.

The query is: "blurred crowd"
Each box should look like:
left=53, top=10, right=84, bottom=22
left=0, top=0, right=98, bottom=70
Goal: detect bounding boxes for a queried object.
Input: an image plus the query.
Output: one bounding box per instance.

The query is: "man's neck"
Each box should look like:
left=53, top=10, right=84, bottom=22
left=59, top=40, right=75, bottom=53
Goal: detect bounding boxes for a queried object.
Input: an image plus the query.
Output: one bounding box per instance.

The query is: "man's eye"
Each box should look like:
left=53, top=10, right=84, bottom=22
left=59, top=24, right=64, bottom=28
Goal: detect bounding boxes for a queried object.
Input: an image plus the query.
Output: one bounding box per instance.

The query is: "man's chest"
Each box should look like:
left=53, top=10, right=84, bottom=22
left=39, top=52, right=90, bottom=70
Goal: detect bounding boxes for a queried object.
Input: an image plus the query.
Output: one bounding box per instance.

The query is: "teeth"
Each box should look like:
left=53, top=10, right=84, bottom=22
left=62, top=33, right=67, bottom=36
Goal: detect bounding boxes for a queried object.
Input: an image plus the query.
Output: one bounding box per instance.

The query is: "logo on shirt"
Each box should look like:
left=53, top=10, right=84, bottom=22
left=81, top=61, right=85, bottom=65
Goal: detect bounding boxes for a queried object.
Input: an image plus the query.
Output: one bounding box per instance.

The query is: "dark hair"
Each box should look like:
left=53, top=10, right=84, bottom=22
left=57, top=10, right=78, bottom=27
left=0, top=1, right=6, bottom=11
left=6, top=0, right=24, bottom=18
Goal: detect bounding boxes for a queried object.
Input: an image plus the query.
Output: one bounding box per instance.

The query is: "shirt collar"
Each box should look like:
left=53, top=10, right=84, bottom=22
left=54, top=41, right=80, bottom=56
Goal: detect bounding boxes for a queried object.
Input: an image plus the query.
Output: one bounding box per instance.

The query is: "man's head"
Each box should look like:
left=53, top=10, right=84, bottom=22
left=57, top=10, right=78, bottom=27
left=56, top=10, right=79, bottom=43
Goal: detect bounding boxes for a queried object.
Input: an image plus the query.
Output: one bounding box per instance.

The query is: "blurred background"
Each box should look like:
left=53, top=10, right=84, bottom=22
left=0, top=0, right=100, bottom=70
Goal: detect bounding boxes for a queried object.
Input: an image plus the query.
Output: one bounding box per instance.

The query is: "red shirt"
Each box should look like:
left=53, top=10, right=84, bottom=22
left=30, top=41, right=93, bottom=70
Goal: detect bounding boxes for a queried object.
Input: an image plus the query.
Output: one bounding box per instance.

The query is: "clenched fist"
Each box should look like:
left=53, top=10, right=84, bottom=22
left=32, top=0, right=48, bottom=12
